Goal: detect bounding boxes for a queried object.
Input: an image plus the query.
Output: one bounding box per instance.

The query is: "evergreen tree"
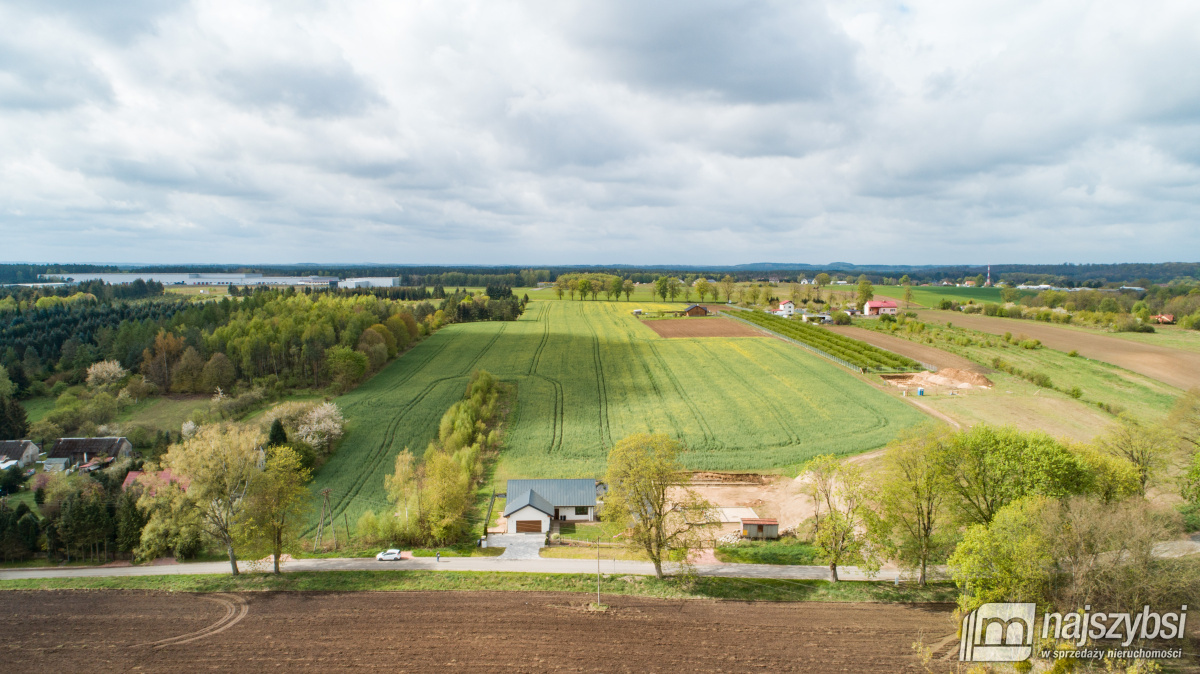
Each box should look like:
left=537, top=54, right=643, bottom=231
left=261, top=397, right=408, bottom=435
left=267, top=418, right=288, bottom=447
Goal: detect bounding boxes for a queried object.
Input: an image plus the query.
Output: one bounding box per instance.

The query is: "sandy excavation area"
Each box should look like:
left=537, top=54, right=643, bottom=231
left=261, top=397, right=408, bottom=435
left=0, top=590, right=957, bottom=672
left=680, top=472, right=819, bottom=534
left=880, top=368, right=994, bottom=391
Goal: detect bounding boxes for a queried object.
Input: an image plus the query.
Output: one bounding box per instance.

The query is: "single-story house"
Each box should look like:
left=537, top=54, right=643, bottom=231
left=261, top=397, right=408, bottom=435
left=48, top=437, right=134, bottom=468
left=801, top=313, right=832, bottom=323
left=0, top=440, right=40, bottom=468
left=680, top=304, right=710, bottom=317
left=864, top=300, right=899, bottom=316
left=504, top=479, right=598, bottom=534
left=740, top=518, right=779, bottom=540
left=774, top=300, right=795, bottom=318
left=43, top=458, right=70, bottom=472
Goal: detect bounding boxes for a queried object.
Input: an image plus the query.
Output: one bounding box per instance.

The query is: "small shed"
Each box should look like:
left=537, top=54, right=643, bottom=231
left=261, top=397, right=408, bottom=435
left=681, top=304, right=709, bottom=317
left=740, top=518, right=779, bottom=540
left=43, top=458, right=70, bottom=472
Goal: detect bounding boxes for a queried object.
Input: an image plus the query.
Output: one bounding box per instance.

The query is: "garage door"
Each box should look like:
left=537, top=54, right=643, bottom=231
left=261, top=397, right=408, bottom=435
left=515, top=520, right=542, bottom=533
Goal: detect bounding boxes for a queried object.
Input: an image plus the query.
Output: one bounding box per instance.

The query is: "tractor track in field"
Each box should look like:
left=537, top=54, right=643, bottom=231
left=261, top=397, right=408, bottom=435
left=322, top=321, right=513, bottom=525
left=316, top=375, right=466, bottom=531
left=648, top=341, right=719, bottom=449
left=528, top=374, right=565, bottom=453
left=694, top=340, right=800, bottom=445
left=459, top=321, right=509, bottom=376
left=578, top=304, right=614, bottom=449
left=134, top=594, right=249, bottom=649
left=527, top=302, right=551, bottom=376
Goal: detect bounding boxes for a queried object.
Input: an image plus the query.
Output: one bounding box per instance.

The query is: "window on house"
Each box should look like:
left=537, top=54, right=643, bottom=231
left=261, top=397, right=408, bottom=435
left=575, top=506, right=588, bottom=516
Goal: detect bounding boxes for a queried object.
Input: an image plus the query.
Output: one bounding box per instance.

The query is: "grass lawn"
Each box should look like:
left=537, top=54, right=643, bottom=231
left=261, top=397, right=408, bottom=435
left=18, top=397, right=55, bottom=424
left=116, top=396, right=212, bottom=431
left=555, top=521, right=624, bottom=542
left=715, top=539, right=822, bottom=565
left=0, top=570, right=958, bottom=603
left=3, top=489, right=39, bottom=517
left=540, top=546, right=649, bottom=561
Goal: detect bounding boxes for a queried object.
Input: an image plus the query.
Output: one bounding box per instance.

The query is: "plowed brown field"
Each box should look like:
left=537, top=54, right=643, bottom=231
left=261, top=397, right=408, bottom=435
left=644, top=317, right=764, bottom=338
left=0, top=590, right=957, bottom=672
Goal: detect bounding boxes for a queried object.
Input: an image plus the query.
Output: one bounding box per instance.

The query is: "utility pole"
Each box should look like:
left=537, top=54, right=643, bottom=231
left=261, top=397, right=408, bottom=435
left=344, top=513, right=352, bottom=549
left=314, top=490, right=329, bottom=550
left=596, top=537, right=601, bottom=607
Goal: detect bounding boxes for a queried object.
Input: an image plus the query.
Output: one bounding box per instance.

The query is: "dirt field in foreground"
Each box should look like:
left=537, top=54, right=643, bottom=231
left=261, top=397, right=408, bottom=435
left=0, top=590, right=957, bottom=672
left=916, top=311, right=1200, bottom=391
left=644, top=317, right=764, bottom=338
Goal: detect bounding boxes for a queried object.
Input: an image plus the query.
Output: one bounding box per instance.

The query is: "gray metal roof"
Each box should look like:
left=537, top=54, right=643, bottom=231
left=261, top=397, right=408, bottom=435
left=503, top=489, right=556, bottom=517
left=505, top=479, right=596, bottom=509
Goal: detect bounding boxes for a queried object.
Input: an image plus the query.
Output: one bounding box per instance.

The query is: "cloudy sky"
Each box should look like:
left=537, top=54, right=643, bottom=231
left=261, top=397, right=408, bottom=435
left=2, top=1, right=1198, bottom=266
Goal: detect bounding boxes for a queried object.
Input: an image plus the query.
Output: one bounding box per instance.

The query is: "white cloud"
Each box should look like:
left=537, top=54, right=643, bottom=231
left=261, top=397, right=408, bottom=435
left=0, top=0, right=1198, bottom=265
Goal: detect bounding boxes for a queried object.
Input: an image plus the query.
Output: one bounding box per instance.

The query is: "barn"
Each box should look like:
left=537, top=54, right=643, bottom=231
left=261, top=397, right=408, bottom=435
left=681, top=304, right=710, bottom=317
left=503, top=479, right=597, bottom=534
left=48, top=437, right=134, bottom=467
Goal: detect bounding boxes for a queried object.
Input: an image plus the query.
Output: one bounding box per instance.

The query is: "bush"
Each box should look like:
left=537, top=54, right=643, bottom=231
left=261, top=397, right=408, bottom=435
left=1067, top=349, right=1079, bottom=357
left=831, top=312, right=851, bottom=325
left=1068, top=386, right=1082, bottom=399
left=1019, top=339, right=1041, bottom=349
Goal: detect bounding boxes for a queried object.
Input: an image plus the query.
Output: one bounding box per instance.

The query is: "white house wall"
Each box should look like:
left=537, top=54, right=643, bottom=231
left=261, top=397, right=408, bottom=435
left=506, top=506, right=551, bottom=533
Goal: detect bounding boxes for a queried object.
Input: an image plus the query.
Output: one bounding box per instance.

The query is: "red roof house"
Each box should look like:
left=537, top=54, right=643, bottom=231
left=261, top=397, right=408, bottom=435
left=864, top=300, right=899, bottom=316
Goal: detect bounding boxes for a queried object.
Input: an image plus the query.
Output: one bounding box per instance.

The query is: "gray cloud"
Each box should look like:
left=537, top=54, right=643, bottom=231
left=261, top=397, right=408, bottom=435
left=0, top=0, right=1198, bottom=265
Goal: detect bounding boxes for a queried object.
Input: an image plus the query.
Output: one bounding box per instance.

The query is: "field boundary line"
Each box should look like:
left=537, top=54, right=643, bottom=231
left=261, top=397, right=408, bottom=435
left=719, top=311, right=866, bottom=373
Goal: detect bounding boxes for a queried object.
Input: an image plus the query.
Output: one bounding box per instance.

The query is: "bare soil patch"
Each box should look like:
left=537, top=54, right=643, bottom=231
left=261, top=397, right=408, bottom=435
left=917, top=311, right=1200, bottom=391
left=644, top=316, right=764, bottom=338
left=1, top=590, right=956, bottom=672
left=881, top=368, right=994, bottom=391
left=827, top=325, right=990, bottom=374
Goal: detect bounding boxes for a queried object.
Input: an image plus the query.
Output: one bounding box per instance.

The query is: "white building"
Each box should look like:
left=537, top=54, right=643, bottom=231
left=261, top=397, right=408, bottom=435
left=338, top=277, right=400, bottom=289
left=774, top=300, right=795, bottom=317
left=503, top=479, right=597, bottom=533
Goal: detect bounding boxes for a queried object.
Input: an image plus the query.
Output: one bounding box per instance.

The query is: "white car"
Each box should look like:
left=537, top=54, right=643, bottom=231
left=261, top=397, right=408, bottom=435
left=375, top=549, right=403, bottom=561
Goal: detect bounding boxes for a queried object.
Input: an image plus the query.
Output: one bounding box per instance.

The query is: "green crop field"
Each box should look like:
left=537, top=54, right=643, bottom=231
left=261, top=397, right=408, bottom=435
left=874, top=285, right=1028, bottom=308
left=309, top=298, right=927, bottom=528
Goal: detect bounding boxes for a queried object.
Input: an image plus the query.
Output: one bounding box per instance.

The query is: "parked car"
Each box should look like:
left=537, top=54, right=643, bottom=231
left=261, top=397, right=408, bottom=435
left=376, top=549, right=403, bottom=561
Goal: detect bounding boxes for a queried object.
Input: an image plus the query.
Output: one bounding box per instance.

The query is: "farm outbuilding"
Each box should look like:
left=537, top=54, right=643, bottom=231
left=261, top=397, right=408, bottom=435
left=681, top=304, right=710, bottom=317
left=0, top=440, right=40, bottom=468
left=48, top=437, right=133, bottom=467
left=740, top=518, right=779, bottom=540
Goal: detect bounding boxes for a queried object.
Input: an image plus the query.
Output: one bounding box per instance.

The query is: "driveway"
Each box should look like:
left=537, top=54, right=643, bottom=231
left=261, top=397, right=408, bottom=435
left=487, top=533, right=546, bottom=560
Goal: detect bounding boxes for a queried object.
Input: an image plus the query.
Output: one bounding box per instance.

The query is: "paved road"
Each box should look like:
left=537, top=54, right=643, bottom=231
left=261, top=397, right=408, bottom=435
left=0, top=555, right=899, bottom=582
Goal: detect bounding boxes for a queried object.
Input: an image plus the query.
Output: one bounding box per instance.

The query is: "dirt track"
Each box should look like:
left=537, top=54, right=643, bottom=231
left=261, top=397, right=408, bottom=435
left=827, top=325, right=989, bottom=373
left=0, top=590, right=957, bottom=672
left=644, top=317, right=764, bottom=338
left=916, top=311, right=1200, bottom=390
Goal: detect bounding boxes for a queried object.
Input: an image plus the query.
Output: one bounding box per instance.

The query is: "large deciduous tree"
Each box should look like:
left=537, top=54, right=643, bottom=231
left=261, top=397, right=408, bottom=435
left=876, top=427, right=955, bottom=585
left=804, top=455, right=881, bottom=582
left=165, top=424, right=264, bottom=575
left=602, top=433, right=713, bottom=579
left=719, top=275, right=735, bottom=302
left=240, top=446, right=311, bottom=574
left=1097, top=414, right=1174, bottom=495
